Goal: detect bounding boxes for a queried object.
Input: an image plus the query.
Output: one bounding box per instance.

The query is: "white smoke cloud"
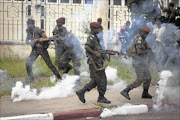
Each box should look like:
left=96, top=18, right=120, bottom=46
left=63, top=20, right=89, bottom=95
left=100, top=103, right=148, bottom=118
left=105, top=66, right=127, bottom=90
left=153, top=70, right=173, bottom=111
left=105, top=66, right=118, bottom=81
left=11, top=75, right=80, bottom=102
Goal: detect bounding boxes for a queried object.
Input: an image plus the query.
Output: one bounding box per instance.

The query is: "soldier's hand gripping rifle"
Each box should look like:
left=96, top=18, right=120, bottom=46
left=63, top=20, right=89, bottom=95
left=97, top=50, right=127, bottom=62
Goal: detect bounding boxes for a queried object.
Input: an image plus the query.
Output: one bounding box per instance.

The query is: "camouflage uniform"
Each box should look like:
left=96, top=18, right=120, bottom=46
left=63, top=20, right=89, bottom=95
left=83, top=32, right=107, bottom=96
left=52, top=26, right=64, bottom=66
left=57, top=31, right=81, bottom=75
left=127, top=34, right=152, bottom=90
left=26, top=27, right=61, bottom=82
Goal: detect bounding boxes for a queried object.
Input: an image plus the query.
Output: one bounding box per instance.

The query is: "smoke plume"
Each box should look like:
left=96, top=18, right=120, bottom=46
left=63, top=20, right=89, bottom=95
left=11, top=75, right=80, bottom=102
left=100, top=103, right=148, bottom=118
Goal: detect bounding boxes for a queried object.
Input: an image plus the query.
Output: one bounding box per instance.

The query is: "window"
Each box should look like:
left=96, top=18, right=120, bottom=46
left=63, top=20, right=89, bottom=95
left=48, top=0, right=57, bottom=2
left=28, top=5, right=31, bottom=16
left=125, top=0, right=128, bottom=6
left=85, top=0, right=93, bottom=4
left=113, top=0, right=121, bottom=5
left=73, top=0, right=81, bottom=4
left=61, top=0, right=69, bottom=3
left=41, top=19, right=44, bottom=29
left=41, top=6, right=45, bottom=16
left=41, top=0, right=44, bottom=2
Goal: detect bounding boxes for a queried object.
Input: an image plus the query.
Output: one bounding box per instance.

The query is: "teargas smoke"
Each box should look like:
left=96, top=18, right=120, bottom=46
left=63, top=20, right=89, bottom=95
left=153, top=70, right=173, bottom=111
left=106, top=66, right=127, bottom=90
left=11, top=75, right=80, bottom=102
left=100, top=103, right=148, bottom=118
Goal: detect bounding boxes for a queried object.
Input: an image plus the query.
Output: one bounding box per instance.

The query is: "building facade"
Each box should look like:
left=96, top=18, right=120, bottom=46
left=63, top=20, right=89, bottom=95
left=0, top=0, right=179, bottom=44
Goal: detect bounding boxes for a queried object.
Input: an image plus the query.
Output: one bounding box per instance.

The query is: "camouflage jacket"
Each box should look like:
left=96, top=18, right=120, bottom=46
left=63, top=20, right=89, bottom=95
left=85, top=32, right=104, bottom=66
left=26, top=27, right=49, bottom=49
left=127, top=34, right=152, bottom=64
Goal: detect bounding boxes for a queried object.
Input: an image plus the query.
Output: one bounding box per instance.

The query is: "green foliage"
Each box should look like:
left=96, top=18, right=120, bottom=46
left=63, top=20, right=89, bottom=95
left=0, top=56, right=158, bottom=97
left=106, top=56, right=136, bottom=83
left=0, top=89, right=11, bottom=97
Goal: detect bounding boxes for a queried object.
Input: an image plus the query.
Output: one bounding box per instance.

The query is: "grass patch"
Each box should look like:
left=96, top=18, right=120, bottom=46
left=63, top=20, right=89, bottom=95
left=0, top=89, right=11, bottom=97
left=0, top=56, right=158, bottom=97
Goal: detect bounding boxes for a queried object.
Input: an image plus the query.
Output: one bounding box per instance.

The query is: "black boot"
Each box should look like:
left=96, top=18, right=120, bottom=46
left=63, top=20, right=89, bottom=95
left=97, top=95, right=111, bottom=104
left=76, top=88, right=86, bottom=103
left=63, top=65, right=72, bottom=74
left=120, top=87, right=131, bottom=100
left=142, top=88, right=153, bottom=99
left=56, top=74, right=62, bottom=80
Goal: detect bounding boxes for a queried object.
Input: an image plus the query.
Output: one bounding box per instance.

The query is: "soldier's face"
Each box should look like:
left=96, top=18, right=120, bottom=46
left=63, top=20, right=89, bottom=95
left=94, top=28, right=100, bottom=34
left=98, top=21, right=102, bottom=25
left=140, top=31, right=148, bottom=39
left=57, top=22, right=63, bottom=28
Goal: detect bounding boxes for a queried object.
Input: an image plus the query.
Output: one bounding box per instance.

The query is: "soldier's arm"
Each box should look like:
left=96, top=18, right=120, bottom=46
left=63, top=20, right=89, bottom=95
left=38, top=33, right=48, bottom=42
left=85, top=45, right=101, bottom=58
left=136, top=48, right=149, bottom=55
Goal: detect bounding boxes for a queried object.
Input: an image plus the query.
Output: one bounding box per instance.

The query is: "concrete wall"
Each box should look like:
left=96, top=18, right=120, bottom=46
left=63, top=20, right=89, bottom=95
left=0, top=0, right=130, bottom=44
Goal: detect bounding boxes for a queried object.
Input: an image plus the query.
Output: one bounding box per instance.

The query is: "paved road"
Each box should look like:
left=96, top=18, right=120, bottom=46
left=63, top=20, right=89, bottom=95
left=75, top=107, right=180, bottom=120
left=1, top=87, right=155, bottom=117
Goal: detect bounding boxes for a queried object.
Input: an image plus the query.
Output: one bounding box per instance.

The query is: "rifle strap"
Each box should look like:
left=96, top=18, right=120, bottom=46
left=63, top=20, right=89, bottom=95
left=90, top=57, right=107, bottom=71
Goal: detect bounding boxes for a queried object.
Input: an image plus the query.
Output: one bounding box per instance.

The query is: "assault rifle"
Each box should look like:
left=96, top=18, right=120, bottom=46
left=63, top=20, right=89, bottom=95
left=97, top=50, right=127, bottom=62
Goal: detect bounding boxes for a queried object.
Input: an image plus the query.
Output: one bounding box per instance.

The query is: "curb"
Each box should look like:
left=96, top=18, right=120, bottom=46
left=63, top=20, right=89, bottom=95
left=53, top=109, right=102, bottom=120
left=1, top=103, right=179, bottom=120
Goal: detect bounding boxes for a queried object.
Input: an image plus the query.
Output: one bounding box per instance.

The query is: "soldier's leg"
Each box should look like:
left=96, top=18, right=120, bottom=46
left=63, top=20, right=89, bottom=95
left=41, top=49, right=61, bottom=80
left=121, top=64, right=144, bottom=100
left=76, top=64, right=96, bottom=103
left=58, top=52, right=72, bottom=74
left=127, top=64, right=144, bottom=89
left=72, top=58, right=81, bottom=75
left=54, top=46, right=59, bottom=66
left=26, top=50, right=39, bottom=82
left=142, top=65, right=153, bottom=99
left=95, top=68, right=111, bottom=104
left=55, top=43, right=64, bottom=66
left=72, top=57, right=81, bottom=85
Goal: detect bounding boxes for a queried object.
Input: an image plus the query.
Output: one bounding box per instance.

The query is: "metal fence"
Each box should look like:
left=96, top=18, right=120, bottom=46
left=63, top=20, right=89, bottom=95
left=0, top=0, right=131, bottom=44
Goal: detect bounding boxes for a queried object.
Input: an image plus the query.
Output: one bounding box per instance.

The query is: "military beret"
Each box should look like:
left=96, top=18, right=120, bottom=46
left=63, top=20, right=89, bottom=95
left=97, top=18, right=102, bottom=21
left=56, top=17, right=65, bottom=23
left=27, top=19, right=35, bottom=24
left=90, top=22, right=101, bottom=28
left=140, top=26, right=151, bottom=32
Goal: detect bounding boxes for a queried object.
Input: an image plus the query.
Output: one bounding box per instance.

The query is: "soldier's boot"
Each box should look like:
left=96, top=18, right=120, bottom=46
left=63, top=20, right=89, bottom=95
left=27, top=76, right=34, bottom=83
left=97, top=95, right=111, bottom=104
left=63, top=65, right=72, bottom=74
left=56, top=74, right=62, bottom=81
left=76, top=87, right=87, bottom=103
left=142, top=88, right=153, bottom=99
left=120, top=87, right=131, bottom=100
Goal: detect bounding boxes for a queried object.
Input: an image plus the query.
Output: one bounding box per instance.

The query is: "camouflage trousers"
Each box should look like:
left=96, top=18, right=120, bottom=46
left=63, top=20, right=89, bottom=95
left=83, top=64, right=107, bottom=96
left=127, top=63, right=151, bottom=90
left=57, top=49, right=81, bottom=75
left=54, top=41, right=65, bottom=66
left=26, top=48, right=60, bottom=81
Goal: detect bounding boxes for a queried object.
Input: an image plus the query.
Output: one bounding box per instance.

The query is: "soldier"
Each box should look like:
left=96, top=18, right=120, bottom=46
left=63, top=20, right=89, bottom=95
left=159, top=2, right=179, bottom=24
left=97, top=18, right=105, bottom=49
left=57, top=26, right=81, bottom=75
left=121, top=26, right=153, bottom=100
left=25, top=19, right=61, bottom=82
left=76, top=22, right=114, bottom=104
left=52, top=17, right=65, bottom=65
